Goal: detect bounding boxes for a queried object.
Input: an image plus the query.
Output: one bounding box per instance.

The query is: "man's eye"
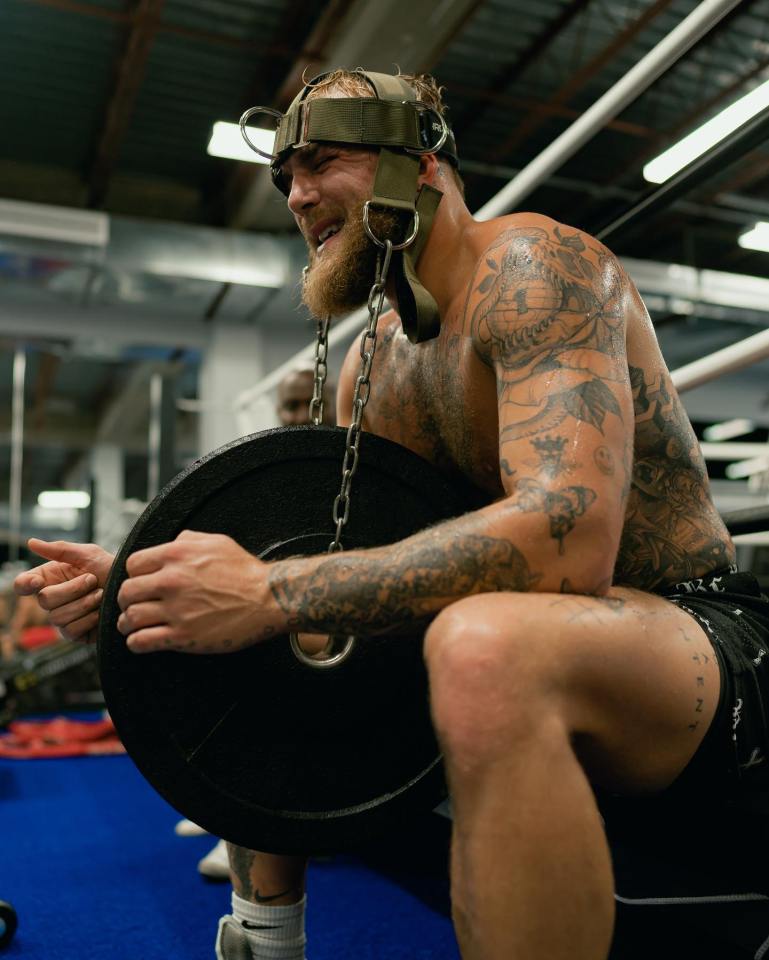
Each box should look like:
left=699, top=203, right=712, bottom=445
left=315, top=154, right=336, bottom=170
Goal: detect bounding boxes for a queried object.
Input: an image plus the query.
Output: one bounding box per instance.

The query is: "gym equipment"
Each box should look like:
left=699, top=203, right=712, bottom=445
left=0, top=639, right=102, bottom=728
left=98, top=425, right=478, bottom=855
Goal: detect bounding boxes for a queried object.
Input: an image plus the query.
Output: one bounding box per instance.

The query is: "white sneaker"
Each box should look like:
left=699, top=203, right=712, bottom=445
left=198, top=838, right=230, bottom=880
left=174, top=818, right=208, bottom=837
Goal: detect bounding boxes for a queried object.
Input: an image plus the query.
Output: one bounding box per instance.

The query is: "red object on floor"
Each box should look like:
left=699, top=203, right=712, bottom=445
left=0, top=714, right=126, bottom=758
left=18, top=625, right=59, bottom=650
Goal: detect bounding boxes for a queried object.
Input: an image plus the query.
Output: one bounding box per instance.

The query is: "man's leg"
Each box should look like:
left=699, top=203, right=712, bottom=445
left=217, top=847, right=308, bottom=960
left=424, top=588, right=721, bottom=960
left=227, top=846, right=307, bottom=905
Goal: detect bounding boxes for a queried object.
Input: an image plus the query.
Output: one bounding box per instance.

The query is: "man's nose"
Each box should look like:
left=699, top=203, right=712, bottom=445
left=287, top=173, right=319, bottom=215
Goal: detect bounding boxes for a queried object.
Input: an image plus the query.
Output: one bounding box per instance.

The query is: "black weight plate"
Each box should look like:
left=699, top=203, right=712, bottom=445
left=98, top=426, right=475, bottom=855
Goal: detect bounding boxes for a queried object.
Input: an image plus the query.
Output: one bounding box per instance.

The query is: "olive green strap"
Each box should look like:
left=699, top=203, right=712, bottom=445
left=371, top=149, right=421, bottom=213
left=364, top=72, right=416, bottom=101
left=275, top=99, right=425, bottom=154
left=395, top=184, right=443, bottom=344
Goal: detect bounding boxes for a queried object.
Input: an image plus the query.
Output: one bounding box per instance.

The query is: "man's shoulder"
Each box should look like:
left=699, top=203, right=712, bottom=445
left=467, top=212, right=621, bottom=281
left=483, top=211, right=599, bottom=247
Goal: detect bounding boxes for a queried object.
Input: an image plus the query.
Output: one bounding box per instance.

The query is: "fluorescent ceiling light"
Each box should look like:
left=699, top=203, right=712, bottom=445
left=207, top=121, right=274, bottom=165
left=739, top=221, right=769, bottom=253
left=38, top=490, right=91, bottom=509
left=644, top=77, right=769, bottom=184
left=702, top=418, right=755, bottom=442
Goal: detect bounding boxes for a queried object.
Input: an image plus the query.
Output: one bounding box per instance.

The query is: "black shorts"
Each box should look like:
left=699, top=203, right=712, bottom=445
left=602, top=567, right=769, bottom=903
left=660, top=566, right=769, bottom=799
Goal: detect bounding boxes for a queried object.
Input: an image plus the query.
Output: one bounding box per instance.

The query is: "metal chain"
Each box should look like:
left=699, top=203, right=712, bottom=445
left=309, top=239, right=393, bottom=554
left=309, top=314, right=330, bottom=426
left=293, top=239, right=393, bottom=667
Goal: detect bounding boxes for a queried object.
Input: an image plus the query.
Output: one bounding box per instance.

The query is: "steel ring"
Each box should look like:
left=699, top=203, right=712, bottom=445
left=238, top=106, right=283, bottom=162
left=289, top=632, right=356, bottom=670
left=363, top=202, right=420, bottom=251
left=404, top=102, right=449, bottom=156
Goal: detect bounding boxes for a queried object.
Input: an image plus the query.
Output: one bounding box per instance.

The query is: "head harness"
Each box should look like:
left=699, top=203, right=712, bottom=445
left=239, top=70, right=460, bottom=344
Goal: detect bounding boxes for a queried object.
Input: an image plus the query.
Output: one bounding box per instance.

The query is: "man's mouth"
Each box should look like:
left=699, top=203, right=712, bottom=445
left=314, top=220, right=343, bottom=256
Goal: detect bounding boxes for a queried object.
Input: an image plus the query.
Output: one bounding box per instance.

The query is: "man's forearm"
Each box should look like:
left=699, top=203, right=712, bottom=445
left=266, top=501, right=613, bottom=636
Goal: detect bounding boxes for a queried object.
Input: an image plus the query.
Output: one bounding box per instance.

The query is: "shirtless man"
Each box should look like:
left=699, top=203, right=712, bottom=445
left=15, top=70, right=769, bottom=960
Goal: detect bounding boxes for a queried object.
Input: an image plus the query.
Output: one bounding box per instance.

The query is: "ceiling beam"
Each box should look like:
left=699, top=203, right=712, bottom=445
left=24, top=0, right=302, bottom=55
left=448, top=82, right=657, bottom=139
left=486, top=0, right=675, bottom=164
left=451, top=0, right=592, bottom=141
left=87, top=0, right=164, bottom=209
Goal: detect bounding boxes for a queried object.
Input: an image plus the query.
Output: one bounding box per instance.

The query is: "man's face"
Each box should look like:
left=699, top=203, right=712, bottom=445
left=276, top=371, right=316, bottom=426
left=280, top=143, right=403, bottom=317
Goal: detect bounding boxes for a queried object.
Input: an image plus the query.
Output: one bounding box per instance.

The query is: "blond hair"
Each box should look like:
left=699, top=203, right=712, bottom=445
left=304, top=68, right=449, bottom=116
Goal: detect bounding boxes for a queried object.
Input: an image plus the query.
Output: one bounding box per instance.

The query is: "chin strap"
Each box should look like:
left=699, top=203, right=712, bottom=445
left=368, top=145, right=443, bottom=343
left=360, top=73, right=444, bottom=344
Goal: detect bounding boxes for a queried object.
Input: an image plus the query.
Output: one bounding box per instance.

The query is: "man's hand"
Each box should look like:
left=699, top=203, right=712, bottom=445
left=13, top=539, right=115, bottom=643
left=116, top=530, right=276, bottom=654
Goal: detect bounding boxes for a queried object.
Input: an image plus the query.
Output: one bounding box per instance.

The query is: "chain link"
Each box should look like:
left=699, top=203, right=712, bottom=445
left=309, top=314, right=330, bottom=426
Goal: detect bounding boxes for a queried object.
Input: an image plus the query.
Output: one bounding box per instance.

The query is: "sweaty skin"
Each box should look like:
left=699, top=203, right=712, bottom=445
left=352, top=219, right=733, bottom=592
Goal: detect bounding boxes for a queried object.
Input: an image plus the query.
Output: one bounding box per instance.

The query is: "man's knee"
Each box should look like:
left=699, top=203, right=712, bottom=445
left=425, top=595, right=562, bottom=763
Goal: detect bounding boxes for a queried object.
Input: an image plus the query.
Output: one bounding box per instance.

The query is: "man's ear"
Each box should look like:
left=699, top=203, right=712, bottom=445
left=417, top=152, right=441, bottom=187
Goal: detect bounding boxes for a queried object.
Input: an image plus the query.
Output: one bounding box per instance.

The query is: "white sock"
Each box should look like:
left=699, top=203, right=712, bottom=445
left=217, top=891, right=307, bottom=960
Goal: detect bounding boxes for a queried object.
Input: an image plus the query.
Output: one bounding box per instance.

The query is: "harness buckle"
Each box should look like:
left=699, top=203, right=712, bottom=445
left=363, top=201, right=420, bottom=251
left=238, top=106, right=283, bottom=162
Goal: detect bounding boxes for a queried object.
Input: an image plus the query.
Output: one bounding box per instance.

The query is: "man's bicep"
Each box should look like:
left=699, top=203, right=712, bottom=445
left=493, top=350, right=633, bottom=578
left=496, top=370, right=632, bottom=494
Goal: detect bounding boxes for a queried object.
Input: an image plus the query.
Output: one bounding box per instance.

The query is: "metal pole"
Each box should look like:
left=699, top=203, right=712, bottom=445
left=9, top=349, right=26, bottom=561
left=147, top=371, right=178, bottom=500
left=699, top=442, right=769, bottom=461
left=147, top=372, right=162, bottom=501
left=671, top=327, right=769, bottom=393
left=474, top=0, right=742, bottom=220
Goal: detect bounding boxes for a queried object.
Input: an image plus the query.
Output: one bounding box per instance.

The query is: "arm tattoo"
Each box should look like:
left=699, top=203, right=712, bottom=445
left=468, top=225, right=628, bottom=444
left=514, top=477, right=596, bottom=554
left=615, top=365, right=734, bottom=587
left=526, top=434, right=576, bottom=478
left=593, top=445, right=615, bottom=475
left=269, top=522, right=540, bottom=636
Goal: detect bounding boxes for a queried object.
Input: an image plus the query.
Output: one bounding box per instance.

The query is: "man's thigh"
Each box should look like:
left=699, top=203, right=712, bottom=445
left=556, top=587, right=721, bottom=794
left=472, top=588, right=722, bottom=795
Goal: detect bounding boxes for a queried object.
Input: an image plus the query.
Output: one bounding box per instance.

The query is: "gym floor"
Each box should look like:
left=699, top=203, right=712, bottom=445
left=0, top=740, right=459, bottom=959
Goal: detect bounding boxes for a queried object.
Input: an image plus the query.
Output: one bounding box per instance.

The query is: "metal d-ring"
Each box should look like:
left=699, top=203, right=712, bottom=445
left=239, top=106, right=284, bottom=161
left=363, top=202, right=419, bottom=251
left=404, top=102, right=449, bottom=156
left=289, top=632, right=356, bottom=670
